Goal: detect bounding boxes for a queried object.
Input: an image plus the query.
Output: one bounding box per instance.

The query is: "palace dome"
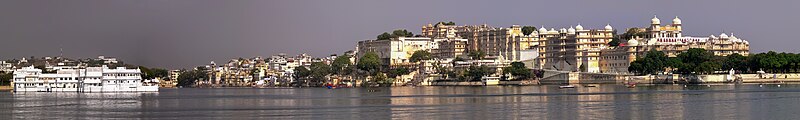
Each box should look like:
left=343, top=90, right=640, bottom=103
left=567, top=27, right=576, bottom=34
left=538, top=27, right=548, bottom=34
left=627, top=39, right=639, bottom=46
left=651, top=15, right=661, bottom=24
left=604, top=24, right=613, bottom=31
left=672, top=16, right=681, bottom=24
left=575, top=24, right=584, bottom=30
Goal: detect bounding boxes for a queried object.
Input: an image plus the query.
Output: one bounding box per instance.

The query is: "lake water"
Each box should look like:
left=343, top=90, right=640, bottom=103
left=3, top=84, right=800, bottom=119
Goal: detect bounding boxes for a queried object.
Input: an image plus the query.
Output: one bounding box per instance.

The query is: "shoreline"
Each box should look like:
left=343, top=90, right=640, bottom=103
left=0, top=86, right=12, bottom=92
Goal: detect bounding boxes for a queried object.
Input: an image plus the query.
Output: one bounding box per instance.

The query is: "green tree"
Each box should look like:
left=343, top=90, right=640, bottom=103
left=609, top=37, right=621, bottom=46
left=294, top=66, right=311, bottom=81
left=521, top=26, right=537, bottom=36
left=357, top=52, right=381, bottom=75
left=308, top=62, right=331, bottom=86
left=331, top=55, right=352, bottom=75
left=0, top=72, right=12, bottom=86
left=503, top=62, right=531, bottom=80
left=409, top=50, right=432, bottom=62
left=468, top=50, right=486, bottom=60
left=722, top=53, right=747, bottom=71
left=465, top=65, right=495, bottom=81
left=620, top=28, right=648, bottom=39
left=628, top=50, right=669, bottom=75
left=391, top=29, right=414, bottom=37
left=377, top=32, right=391, bottom=40
left=373, top=73, right=393, bottom=86
left=387, top=67, right=411, bottom=78
left=437, top=21, right=456, bottom=26
left=676, top=48, right=716, bottom=74
left=177, top=69, right=207, bottom=87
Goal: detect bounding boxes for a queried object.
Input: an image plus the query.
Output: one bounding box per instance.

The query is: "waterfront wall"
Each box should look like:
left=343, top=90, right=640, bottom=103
left=430, top=80, right=539, bottom=86
left=539, top=70, right=626, bottom=84
left=628, top=73, right=800, bottom=84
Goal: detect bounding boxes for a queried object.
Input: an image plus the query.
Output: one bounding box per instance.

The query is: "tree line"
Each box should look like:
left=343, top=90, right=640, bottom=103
left=629, top=48, right=800, bottom=75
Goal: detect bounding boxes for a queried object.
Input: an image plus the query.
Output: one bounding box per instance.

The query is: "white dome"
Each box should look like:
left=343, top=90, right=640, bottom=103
left=567, top=27, right=576, bottom=34
left=538, top=27, right=548, bottom=33
left=720, top=33, right=729, bottom=39
left=627, top=39, right=639, bottom=46
left=604, top=24, right=613, bottom=30
left=575, top=24, right=584, bottom=30
left=709, top=35, right=717, bottom=39
left=651, top=15, right=661, bottom=24
left=672, top=16, right=681, bottom=24
left=548, top=28, right=557, bottom=33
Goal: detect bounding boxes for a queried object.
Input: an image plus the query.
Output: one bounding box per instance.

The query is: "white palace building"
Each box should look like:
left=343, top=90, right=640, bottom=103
left=12, top=65, right=158, bottom=92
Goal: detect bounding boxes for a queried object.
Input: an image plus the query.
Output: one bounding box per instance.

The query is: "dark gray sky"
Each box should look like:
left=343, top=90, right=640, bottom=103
left=1, top=0, right=797, bottom=69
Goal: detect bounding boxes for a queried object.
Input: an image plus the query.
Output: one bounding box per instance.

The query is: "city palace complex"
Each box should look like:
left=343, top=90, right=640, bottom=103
left=358, top=16, right=748, bottom=72
left=1, top=16, right=752, bottom=88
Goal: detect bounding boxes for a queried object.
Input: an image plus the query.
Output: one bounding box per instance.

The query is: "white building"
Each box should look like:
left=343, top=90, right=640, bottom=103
left=0, top=61, right=12, bottom=73
left=12, top=65, right=158, bottom=92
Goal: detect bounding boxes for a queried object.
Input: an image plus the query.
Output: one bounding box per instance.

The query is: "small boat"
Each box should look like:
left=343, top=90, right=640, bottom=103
left=626, top=82, right=637, bottom=88
left=559, top=85, right=576, bottom=89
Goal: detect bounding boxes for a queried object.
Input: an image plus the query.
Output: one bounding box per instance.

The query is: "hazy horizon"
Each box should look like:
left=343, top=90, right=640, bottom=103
left=1, top=0, right=798, bottom=69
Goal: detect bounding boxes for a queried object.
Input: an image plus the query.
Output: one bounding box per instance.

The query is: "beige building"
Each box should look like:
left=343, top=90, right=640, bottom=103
left=536, top=24, right=615, bottom=73
left=432, top=38, right=468, bottom=59
left=422, top=24, right=539, bottom=61
left=357, top=36, right=471, bottom=67
left=599, top=16, right=751, bottom=73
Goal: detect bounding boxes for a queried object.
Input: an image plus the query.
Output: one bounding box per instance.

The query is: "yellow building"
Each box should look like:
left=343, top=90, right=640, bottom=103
left=537, top=24, right=615, bottom=73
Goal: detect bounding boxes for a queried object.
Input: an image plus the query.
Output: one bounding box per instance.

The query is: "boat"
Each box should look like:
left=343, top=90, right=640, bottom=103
left=559, top=85, right=576, bottom=89
left=11, top=65, right=159, bottom=92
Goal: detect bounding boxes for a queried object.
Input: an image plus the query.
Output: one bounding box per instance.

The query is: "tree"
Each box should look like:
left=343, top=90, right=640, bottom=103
left=391, top=29, right=414, bottom=37
left=409, top=50, right=432, bottom=62
left=139, top=66, right=169, bottom=80
left=521, top=26, right=537, bottom=36
left=677, top=48, right=716, bottom=74
left=722, top=53, right=747, bottom=72
left=387, top=67, right=411, bottom=78
left=177, top=69, right=207, bottom=87
left=357, top=52, right=381, bottom=75
left=628, top=50, right=669, bottom=75
left=373, top=73, right=393, bottom=86
left=620, top=28, right=648, bottom=39
left=377, top=32, right=391, bottom=40
left=503, top=62, right=531, bottom=80
left=437, top=21, right=456, bottom=26
left=308, top=62, right=331, bottom=86
left=465, top=65, right=495, bottom=81
left=0, top=72, right=12, bottom=86
left=331, top=55, right=352, bottom=75
left=609, top=37, right=621, bottom=46
left=609, top=30, right=621, bottom=46
left=468, top=50, right=486, bottom=60
left=294, top=66, right=311, bottom=81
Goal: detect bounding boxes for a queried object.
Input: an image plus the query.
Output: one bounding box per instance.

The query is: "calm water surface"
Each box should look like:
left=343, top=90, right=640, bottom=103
left=3, top=84, right=800, bottom=119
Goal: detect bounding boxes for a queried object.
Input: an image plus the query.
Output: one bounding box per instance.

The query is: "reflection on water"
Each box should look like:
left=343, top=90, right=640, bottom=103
left=2, top=84, right=800, bottom=119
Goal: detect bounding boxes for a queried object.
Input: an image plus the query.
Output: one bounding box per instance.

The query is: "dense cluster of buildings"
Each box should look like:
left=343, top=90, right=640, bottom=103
left=199, top=53, right=346, bottom=86
left=355, top=16, right=751, bottom=84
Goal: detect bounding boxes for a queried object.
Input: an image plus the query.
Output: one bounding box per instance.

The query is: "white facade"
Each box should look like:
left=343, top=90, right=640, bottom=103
left=12, top=66, right=158, bottom=92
